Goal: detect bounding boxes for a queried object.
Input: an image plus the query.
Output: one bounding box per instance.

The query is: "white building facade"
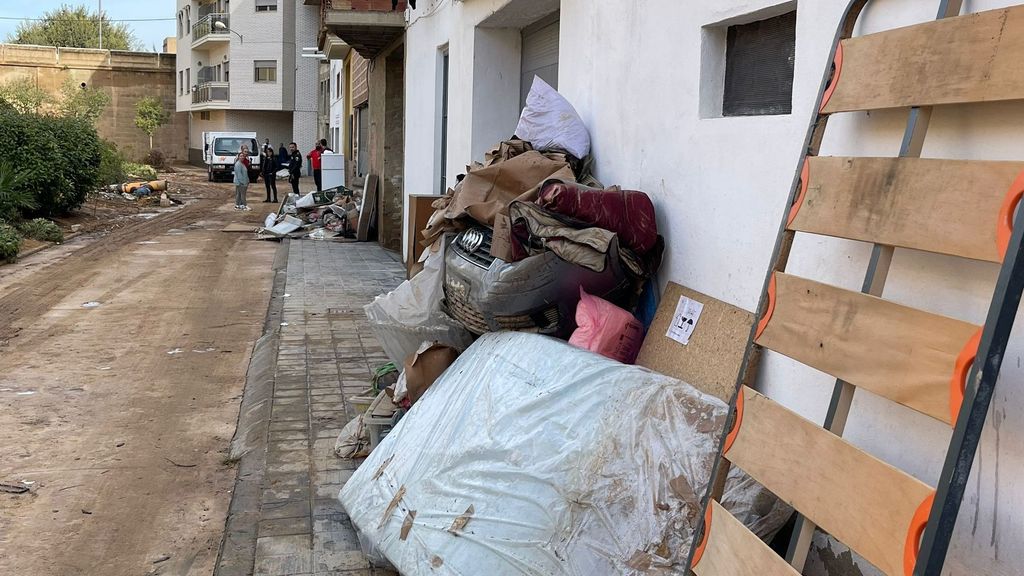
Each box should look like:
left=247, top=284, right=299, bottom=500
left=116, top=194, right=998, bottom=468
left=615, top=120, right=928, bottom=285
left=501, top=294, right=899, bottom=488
left=402, top=1, right=1024, bottom=574
left=175, top=0, right=320, bottom=163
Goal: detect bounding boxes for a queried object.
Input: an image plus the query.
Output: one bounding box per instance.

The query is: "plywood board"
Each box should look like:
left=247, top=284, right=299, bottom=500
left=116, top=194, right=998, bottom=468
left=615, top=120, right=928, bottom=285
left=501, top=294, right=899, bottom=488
left=823, top=6, right=1024, bottom=113
left=221, top=223, right=257, bottom=233
left=728, top=387, right=934, bottom=576
left=406, top=195, right=442, bottom=278
left=357, top=174, right=378, bottom=242
left=636, top=283, right=754, bottom=402
left=756, top=272, right=978, bottom=425
left=692, top=500, right=799, bottom=576
left=791, top=157, right=1024, bottom=263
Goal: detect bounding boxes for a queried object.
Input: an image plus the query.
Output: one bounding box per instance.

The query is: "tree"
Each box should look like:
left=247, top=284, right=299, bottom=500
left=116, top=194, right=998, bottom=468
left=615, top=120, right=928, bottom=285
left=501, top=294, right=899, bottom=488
left=134, top=96, right=168, bottom=150
left=0, top=78, right=48, bottom=115
left=58, top=79, right=110, bottom=123
left=8, top=5, right=141, bottom=51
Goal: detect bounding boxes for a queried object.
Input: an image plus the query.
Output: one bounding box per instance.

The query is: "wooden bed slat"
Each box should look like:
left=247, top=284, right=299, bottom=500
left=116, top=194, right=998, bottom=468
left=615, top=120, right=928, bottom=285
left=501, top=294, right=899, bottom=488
left=727, top=387, right=935, bottom=576
left=756, top=272, right=979, bottom=425
left=822, top=6, right=1024, bottom=113
left=791, top=157, right=1024, bottom=263
left=692, top=500, right=799, bottom=576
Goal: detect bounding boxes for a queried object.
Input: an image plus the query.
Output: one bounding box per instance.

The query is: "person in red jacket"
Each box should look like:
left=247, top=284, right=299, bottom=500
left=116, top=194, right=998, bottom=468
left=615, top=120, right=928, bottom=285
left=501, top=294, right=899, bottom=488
left=307, top=142, right=324, bottom=192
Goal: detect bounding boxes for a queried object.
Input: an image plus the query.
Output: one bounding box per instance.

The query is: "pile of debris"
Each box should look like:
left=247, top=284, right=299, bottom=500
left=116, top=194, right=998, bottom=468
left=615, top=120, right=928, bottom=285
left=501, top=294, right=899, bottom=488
left=257, top=186, right=361, bottom=240
left=101, top=179, right=176, bottom=207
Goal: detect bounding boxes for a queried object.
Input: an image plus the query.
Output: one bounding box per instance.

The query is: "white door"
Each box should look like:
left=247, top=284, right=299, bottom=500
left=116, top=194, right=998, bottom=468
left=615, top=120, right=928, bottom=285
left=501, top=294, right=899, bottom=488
left=520, top=13, right=560, bottom=109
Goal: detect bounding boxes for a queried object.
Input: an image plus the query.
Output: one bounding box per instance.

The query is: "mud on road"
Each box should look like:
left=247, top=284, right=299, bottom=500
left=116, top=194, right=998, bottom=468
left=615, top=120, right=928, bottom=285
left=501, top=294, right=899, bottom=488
left=0, top=170, right=280, bottom=576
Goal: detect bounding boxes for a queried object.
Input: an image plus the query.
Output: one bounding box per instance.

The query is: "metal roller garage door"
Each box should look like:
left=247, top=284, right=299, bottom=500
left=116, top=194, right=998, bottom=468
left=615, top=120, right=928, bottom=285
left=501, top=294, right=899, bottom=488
left=520, top=13, right=560, bottom=109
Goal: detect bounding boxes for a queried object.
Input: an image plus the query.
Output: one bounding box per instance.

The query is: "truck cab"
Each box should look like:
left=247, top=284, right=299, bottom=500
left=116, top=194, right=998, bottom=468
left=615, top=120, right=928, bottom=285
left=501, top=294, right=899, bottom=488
left=203, top=131, right=262, bottom=183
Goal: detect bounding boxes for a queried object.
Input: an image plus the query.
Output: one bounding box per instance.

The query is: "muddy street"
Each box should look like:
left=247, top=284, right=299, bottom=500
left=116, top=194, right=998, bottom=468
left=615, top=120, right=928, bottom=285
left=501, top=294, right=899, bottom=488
left=0, top=170, right=279, bottom=576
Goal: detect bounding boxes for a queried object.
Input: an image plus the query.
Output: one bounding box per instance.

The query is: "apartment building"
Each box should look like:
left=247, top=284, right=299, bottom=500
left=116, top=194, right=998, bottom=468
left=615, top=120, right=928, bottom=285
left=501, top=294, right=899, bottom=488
left=174, top=0, right=320, bottom=164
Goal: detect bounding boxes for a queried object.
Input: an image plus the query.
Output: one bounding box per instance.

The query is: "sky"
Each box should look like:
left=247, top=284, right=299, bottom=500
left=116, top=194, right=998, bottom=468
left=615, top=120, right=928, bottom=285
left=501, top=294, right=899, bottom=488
left=0, top=0, right=177, bottom=52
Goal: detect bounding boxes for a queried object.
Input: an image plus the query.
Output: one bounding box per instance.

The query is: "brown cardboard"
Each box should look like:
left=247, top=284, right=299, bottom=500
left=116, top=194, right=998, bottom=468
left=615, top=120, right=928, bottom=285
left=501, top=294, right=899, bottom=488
left=489, top=211, right=513, bottom=261
left=446, top=151, right=575, bottom=227
left=404, top=343, right=461, bottom=404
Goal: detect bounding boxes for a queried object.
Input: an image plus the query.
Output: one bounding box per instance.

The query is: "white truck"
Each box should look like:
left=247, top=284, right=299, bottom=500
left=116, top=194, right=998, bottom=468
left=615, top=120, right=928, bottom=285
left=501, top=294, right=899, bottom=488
left=203, top=131, right=262, bottom=183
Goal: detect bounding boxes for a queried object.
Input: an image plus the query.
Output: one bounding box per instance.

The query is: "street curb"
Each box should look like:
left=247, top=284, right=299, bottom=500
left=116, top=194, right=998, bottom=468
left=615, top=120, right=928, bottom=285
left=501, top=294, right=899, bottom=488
left=214, top=238, right=290, bottom=576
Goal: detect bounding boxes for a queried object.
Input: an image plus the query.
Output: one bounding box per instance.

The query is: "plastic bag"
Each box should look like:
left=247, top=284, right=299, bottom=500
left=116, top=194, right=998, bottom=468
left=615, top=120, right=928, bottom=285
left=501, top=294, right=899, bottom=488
left=364, top=239, right=473, bottom=366
left=514, top=77, right=591, bottom=158
left=569, top=288, right=644, bottom=364
left=339, top=332, right=728, bottom=574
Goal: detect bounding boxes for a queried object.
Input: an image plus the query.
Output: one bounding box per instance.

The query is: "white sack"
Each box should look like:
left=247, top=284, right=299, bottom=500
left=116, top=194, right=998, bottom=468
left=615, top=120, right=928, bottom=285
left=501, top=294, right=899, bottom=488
left=339, top=332, right=728, bottom=575
left=364, top=240, right=473, bottom=366
left=515, top=76, right=591, bottom=158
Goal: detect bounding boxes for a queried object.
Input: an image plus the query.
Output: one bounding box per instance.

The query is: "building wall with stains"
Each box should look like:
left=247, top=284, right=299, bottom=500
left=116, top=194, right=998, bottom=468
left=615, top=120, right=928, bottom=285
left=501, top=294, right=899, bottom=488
left=405, top=0, right=1024, bottom=574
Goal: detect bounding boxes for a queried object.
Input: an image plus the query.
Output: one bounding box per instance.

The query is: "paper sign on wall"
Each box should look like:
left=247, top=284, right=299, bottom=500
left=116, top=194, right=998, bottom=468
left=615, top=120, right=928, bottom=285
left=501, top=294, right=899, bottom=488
left=666, top=296, right=704, bottom=346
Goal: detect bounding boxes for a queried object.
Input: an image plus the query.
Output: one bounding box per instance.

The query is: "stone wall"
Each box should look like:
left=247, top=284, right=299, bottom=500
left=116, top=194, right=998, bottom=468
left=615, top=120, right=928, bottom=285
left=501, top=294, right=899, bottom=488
left=368, top=40, right=404, bottom=252
left=0, top=44, right=188, bottom=162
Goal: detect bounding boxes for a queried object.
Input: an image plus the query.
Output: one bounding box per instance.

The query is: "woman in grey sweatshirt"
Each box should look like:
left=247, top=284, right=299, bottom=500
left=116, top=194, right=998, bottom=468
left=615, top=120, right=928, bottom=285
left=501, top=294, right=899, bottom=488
left=234, top=147, right=251, bottom=210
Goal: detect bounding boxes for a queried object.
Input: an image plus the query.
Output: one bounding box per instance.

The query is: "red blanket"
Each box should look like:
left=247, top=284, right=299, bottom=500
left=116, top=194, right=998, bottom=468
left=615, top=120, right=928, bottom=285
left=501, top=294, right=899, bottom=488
left=537, top=181, right=658, bottom=254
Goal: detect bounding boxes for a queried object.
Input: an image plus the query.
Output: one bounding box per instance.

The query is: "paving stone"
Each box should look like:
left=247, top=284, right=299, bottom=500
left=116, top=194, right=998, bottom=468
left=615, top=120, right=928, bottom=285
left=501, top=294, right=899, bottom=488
left=230, top=243, right=404, bottom=575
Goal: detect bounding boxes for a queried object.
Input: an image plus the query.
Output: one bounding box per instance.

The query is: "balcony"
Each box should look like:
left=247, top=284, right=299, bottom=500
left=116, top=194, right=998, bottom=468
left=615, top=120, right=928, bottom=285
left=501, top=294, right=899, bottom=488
left=317, top=0, right=406, bottom=60
left=191, top=13, right=231, bottom=49
left=192, top=82, right=230, bottom=108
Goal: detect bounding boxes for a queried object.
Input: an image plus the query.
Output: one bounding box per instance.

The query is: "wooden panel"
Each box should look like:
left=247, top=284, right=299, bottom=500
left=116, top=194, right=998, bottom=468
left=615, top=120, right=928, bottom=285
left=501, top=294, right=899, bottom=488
left=728, top=387, right=934, bottom=576
left=822, top=6, right=1024, bottom=113
left=357, top=174, right=378, bottom=242
left=792, top=157, right=1024, bottom=263
left=693, top=500, right=799, bottom=576
left=405, top=195, right=442, bottom=278
left=636, top=283, right=754, bottom=402
left=756, top=273, right=978, bottom=425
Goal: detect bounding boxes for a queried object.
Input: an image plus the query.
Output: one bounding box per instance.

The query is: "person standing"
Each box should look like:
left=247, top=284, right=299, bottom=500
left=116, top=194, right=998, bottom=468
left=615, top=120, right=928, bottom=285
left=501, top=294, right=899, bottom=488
left=287, top=142, right=303, bottom=196
left=261, top=148, right=279, bottom=203
left=262, top=137, right=273, bottom=156
left=307, top=141, right=324, bottom=192
left=278, top=142, right=288, bottom=166
left=234, top=148, right=251, bottom=210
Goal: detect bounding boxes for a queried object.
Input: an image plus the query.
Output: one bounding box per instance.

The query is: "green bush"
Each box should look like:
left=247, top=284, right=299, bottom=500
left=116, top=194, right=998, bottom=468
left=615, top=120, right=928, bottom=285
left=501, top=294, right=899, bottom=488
left=97, top=139, right=128, bottom=186
left=0, top=108, right=101, bottom=215
left=18, top=218, right=63, bottom=243
left=0, top=161, right=35, bottom=222
left=124, top=162, right=158, bottom=180
left=0, top=222, right=21, bottom=263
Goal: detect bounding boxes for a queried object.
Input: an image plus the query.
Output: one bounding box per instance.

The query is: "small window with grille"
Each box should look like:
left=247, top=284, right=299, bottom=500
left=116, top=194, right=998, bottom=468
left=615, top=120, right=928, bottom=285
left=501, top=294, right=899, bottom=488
left=255, top=0, right=277, bottom=12
left=722, top=10, right=796, bottom=116
left=254, top=60, right=277, bottom=83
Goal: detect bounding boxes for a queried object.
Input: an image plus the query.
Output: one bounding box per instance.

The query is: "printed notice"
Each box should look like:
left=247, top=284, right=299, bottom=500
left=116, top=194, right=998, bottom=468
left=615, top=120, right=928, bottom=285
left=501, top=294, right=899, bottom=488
left=666, top=296, right=704, bottom=346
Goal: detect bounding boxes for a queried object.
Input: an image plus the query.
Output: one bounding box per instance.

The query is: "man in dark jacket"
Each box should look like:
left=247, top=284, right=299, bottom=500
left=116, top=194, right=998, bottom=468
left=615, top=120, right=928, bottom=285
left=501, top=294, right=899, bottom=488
left=261, top=148, right=279, bottom=203
left=287, top=142, right=303, bottom=196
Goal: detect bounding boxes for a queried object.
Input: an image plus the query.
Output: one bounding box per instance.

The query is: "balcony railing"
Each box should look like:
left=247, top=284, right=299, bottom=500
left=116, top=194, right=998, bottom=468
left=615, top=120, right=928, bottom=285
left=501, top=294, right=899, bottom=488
left=191, top=13, right=230, bottom=43
left=192, top=82, right=230, bottom=105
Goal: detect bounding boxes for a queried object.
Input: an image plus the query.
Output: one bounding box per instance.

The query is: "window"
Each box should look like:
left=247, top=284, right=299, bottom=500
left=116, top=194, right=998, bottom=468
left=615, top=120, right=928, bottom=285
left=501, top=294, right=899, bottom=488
left=200, top=111, right=211, bottom=121
left=178, top=71, right=183, bottom=95
left=336, top=72, right=341, bottom=98
left=722, top=10, right=796, bottom=116
left=255, top=0, right=277, bottom=12
left=185, top=6, right=190, bottom=31
left=177, top=13, right=183, bottom=38
left=185, top=68, right=191, bottom=93
left=254, top=60, right=277, bottom=83
left=224, top=61, right=230, bottom=82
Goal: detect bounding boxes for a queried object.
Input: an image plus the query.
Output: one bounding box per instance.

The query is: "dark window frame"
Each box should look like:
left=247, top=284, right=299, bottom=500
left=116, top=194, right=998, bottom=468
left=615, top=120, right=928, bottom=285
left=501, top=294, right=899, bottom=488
left=722, top=10, right=796, bottom=117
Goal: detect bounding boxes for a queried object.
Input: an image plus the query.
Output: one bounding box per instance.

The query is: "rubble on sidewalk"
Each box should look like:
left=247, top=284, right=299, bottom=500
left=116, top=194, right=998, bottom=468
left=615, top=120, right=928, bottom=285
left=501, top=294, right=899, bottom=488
left=255, top=184, right=361, bottom=241
left=322, top=78, right=788, bottom=573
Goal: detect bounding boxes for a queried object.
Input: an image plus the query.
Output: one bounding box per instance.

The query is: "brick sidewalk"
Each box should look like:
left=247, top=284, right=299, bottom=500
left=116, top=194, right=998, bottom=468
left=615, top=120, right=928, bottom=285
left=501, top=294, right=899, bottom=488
left=226, top=241, right=405, bottom=576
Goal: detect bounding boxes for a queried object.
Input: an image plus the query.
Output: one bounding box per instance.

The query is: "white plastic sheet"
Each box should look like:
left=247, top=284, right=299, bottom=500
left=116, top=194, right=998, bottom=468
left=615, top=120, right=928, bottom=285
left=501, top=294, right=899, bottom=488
left=515, top=77, right=592, bottom=159
left=364, top=240, right=473, bottom=366
left=340, top=332, right=728, bottom=574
